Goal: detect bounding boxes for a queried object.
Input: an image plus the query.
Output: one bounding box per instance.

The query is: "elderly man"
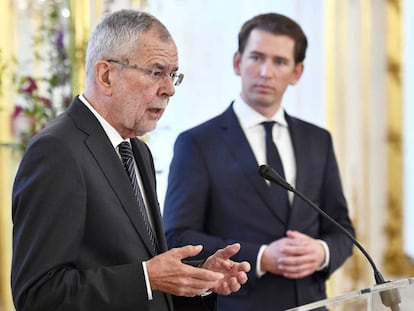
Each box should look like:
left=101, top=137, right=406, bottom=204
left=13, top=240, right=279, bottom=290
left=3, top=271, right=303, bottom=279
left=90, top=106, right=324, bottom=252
left=11, top=10, right=250, bottom=311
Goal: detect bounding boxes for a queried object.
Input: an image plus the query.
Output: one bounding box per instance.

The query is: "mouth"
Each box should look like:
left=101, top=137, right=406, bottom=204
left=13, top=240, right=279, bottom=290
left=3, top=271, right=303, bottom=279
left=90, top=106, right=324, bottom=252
left=254, top=84, right=274, bottom=92
left=148, top=108, right=163, bottom=113
left=147, top=107, right=165, bottom=120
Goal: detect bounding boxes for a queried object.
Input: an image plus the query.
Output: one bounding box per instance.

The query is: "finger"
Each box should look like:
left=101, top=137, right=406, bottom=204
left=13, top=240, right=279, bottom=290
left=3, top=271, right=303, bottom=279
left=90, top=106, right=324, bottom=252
left=279, top=259, right=315, bottom=274
left=236, top=271, right=248, bottom=284
left=286, top=230, right=312, bottom=244
left=281, top=244, right=309, bottom=256
left=214, top=243, right=241, bottom=259
left=172, top=245, right=203, bottom=260
left=231, top=261, right=250, bottom=278
left=186, top=264, right=224, bottom=282
left=174, top=270, right=222, bottom=296
left=286, top=232, right=309, bottom=246
left=224, top=282, right=232, bottom=295
left=175, top=280, right=214, bottom=297
left=286, top=230, right=300, bottom=238
left=283, top=267, right=314, bottom=279
left=278, top=255, right=304, bottom=267
left=229, top=277, right=242, bottom=292
left=216, top=282, right=231, bottom=296
left=185, top=276, right=218, bottom=293
left=237, top=261, right=251, bottom=273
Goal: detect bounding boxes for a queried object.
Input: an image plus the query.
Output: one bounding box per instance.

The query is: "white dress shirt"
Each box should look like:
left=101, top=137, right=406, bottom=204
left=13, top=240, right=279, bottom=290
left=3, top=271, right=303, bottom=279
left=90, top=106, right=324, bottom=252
left=233, top=97, right=296, bottom=203
left=232, top=96, right=329, bottom=277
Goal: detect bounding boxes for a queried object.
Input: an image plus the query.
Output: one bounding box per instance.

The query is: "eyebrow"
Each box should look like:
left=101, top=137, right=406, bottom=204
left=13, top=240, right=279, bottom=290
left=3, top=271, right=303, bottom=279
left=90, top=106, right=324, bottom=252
left=249, top=51, right=290, bottom=61
left=152, top=62, right=179, bottom=72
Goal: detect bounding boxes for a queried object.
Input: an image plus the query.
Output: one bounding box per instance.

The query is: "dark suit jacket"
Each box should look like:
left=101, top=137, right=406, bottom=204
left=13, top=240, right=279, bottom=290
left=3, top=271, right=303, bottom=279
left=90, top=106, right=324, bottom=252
left=11, top=97, right=173, bottom=310
left=163, top=104, right=355, bottom=311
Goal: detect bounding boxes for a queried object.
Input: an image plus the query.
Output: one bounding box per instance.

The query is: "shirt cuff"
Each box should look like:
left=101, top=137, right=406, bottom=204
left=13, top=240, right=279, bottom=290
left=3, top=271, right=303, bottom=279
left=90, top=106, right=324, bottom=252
left=201, top=290, right=213, bottom=297
left=316, top=239, right=330, bottom=271
left=142, top=261, right=153, bottom=300
left=256, top=245, right=268, bottom=278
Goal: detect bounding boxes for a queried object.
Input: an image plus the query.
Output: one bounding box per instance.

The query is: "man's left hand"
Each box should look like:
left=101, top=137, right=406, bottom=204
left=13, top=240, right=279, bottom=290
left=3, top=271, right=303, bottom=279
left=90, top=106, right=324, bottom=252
left=201, top=243, right=250, bottom=295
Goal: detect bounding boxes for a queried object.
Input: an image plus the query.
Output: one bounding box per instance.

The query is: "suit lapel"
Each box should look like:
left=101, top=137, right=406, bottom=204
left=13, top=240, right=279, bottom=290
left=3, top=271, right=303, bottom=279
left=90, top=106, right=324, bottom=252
left=67, top=98, right=158, bottom=256
left=285, top=114, right=310, bottom=228
left=220, top=105, right=289, bottom=224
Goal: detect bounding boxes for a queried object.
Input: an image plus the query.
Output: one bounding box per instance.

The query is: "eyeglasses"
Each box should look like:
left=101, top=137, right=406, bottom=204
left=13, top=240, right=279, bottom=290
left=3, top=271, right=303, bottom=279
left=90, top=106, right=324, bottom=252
left=107, top=59, right=184, bottom=86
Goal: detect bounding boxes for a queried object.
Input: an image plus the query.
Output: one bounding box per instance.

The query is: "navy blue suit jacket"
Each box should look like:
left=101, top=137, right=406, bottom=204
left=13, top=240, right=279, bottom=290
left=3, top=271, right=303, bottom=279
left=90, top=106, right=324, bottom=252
left=163, top=104, right=354, bottom=311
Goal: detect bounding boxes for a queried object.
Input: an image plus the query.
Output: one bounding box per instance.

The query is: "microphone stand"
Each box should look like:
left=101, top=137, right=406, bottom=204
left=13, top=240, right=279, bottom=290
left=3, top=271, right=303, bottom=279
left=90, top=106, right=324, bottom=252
left=258, top=164, right=402, bottom=311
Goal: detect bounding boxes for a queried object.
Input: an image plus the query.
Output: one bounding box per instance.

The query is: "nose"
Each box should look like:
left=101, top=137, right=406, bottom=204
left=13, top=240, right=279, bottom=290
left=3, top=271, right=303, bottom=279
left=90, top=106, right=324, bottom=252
left=259, top=60, right=273, bottom=77
left=159, top=76, right=176, bottom=97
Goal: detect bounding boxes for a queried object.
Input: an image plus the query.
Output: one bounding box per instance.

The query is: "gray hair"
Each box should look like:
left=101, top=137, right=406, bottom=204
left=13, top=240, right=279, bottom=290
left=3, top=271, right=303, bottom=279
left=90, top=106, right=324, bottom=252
left=85, top=9, right=172, bottom=80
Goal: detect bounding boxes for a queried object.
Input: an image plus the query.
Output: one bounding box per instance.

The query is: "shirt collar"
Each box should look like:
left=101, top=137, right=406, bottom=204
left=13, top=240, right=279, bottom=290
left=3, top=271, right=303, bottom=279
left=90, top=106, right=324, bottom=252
left=233, top=95, right=288, bottom=129
left=78, top=94, right=127, bottom=148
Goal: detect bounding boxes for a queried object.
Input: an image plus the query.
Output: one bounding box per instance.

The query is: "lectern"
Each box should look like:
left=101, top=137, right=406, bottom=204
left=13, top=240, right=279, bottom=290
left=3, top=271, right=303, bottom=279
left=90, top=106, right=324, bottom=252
left=286, top=277, right=414, bottom=311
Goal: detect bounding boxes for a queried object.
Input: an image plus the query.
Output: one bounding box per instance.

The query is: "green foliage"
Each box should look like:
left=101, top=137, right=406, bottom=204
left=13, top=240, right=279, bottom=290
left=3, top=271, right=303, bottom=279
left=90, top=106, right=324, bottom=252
left=12, top=0, right=71, bottom=152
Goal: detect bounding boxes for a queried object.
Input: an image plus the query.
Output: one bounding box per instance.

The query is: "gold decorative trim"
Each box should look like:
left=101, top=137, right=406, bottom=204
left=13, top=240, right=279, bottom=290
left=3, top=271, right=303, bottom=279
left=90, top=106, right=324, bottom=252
left=69, top=0, right=92, bottom=96
left=384, top=0, right=414, bottom=275
left=0, top=1, right=16, bottom=310
left=324, top=0, right=368, bottom=294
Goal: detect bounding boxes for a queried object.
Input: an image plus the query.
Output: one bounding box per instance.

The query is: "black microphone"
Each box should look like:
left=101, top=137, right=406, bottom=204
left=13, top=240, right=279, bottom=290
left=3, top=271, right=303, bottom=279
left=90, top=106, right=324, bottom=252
left=258, top=164, right=401, bottom=311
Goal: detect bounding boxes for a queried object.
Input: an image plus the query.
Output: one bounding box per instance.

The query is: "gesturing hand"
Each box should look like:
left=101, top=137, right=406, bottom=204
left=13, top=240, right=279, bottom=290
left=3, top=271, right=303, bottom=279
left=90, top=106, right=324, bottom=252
left=201, top=243, right=250, bottom=295
left=146, top=245, right=224, bottom=297
left=146, top=243, right=250, bottom=297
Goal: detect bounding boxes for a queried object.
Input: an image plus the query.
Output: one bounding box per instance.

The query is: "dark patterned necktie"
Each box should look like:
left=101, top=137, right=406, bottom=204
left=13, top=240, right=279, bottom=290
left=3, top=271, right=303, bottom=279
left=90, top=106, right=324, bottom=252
left=262, top=121, right=290, bottom=222
left=118, top=142, right=158, bottom=253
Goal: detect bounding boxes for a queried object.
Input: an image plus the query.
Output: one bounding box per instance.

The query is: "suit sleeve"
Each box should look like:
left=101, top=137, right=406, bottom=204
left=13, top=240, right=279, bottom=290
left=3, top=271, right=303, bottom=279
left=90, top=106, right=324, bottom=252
left=163, top=131, right=262, bottom=284
left=317, top=134, right=355, bottom=275
left=11, top=135, right=151, bottom=311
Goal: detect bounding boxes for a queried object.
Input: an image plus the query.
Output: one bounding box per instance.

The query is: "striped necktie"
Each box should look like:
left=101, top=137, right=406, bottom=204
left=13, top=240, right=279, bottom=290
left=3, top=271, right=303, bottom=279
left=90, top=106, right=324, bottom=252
left=118, top=141, right=158, bottom=253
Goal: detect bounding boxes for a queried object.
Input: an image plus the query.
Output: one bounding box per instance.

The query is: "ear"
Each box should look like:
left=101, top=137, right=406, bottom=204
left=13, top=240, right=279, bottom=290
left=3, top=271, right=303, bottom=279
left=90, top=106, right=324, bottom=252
left=289, top=62, right=304, bottom=85
left=94, top=60, right=113, bottom=95
left=233, top=51, right=242, bottom=76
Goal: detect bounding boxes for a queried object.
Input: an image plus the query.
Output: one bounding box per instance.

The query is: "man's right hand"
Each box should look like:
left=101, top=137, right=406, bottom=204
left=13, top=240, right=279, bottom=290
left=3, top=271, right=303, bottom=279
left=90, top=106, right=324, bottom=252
left=261, top=230, right=326, bottom=279
left=146, top=245, right=224, bottom=297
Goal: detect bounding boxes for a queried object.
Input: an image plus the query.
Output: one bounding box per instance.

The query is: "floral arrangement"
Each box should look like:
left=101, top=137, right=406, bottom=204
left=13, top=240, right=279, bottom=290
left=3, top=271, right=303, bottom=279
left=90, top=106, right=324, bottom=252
left=11, top=1, right=71, bottom=151
left=12, top=75, right=64, bottom=150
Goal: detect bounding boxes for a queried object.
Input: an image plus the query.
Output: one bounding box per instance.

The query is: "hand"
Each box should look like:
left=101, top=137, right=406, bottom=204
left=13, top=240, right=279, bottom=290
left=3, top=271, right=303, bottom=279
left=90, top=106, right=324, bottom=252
left=201, top=243, right=250, bottom=295
left=261, top=230, right=326, bottom=279
left=260, top=236, right=290, bottom=276
left=146, top=245, right=224, bottom=297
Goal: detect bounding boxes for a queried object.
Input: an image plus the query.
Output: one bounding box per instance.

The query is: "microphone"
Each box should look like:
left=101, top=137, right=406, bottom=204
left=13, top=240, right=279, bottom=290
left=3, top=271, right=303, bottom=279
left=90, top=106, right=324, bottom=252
left=258, top=164, right=401, bottom=311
